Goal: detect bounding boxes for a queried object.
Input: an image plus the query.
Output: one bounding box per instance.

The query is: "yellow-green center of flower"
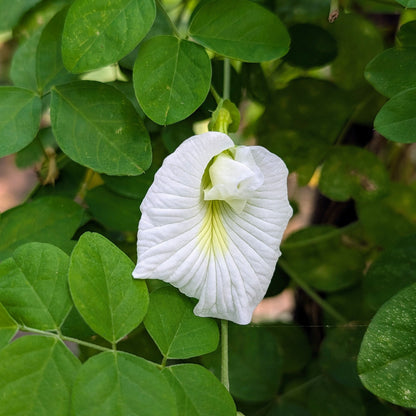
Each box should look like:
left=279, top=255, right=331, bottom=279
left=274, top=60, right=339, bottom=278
left=198, top=146, right=264, bottom=254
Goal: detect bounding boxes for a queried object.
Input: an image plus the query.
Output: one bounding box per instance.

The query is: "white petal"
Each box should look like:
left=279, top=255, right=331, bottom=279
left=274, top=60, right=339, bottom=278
left=133, top=134, right=292, bottom=325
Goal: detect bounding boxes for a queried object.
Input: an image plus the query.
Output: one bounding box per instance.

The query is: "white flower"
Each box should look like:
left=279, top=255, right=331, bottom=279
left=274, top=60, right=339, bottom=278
left=133, top=132, right=292, bottom=325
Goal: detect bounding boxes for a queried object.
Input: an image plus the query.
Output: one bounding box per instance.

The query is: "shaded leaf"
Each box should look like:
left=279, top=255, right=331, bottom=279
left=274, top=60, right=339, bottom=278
left=0, top=0, right=42, bottom=31
left=0, top=196, right=84, bottom=262
left=365, top=48, right=416, bottom=98
left=69, top=232, right=149, bottom=343
left=397, top=21, right=416, bottom=48
left=364, top=234, right=416, bottom=310
left=374, top=87, right=416, bottom=143
left=318, top=146, right=389, bottom=202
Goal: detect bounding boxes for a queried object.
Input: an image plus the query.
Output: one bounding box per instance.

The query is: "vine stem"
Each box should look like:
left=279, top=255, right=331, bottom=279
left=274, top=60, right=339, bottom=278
left=221, top=319, right=230, bottom=391
left=279, top=259, right=347, bottom=323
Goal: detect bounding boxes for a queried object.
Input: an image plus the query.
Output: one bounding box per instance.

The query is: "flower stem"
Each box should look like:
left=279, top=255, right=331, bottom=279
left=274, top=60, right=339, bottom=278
left=223, top=58, right=231, bottom=100
left=221, top=319, right=230, bottom=391
left=279, top=259, right=347, bottom=323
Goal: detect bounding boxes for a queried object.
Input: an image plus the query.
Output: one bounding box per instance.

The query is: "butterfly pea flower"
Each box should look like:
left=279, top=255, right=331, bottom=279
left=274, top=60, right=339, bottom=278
left=133, top=132, right=292, bottom=325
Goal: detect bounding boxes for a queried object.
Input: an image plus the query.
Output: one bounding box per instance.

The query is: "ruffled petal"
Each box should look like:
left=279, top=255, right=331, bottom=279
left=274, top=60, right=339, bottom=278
left=133, top=133, right=292, bottom=325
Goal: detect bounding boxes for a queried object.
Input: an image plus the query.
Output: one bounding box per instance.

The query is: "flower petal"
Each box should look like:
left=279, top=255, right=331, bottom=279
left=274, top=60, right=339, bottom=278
left=133, top=134, right=292, bottom=325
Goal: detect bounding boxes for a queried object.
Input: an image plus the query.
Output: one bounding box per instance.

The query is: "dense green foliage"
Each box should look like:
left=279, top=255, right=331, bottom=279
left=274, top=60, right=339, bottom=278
left=0, top=0, right=416, bottom=415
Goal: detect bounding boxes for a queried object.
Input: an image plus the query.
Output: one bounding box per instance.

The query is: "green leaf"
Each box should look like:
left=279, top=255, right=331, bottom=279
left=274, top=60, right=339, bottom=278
left=62, top=0, right=156, bottom=73
left=328, top=13, right=383, bottom=89
left=202, top=324, right=283, bottom=402
left=163, top=364, right=236, bottom=416
left=397, top=21, right=416, bottom=48
left=395, top=0, right=416, bottom=7
left=286, top=23, right=337, bottom=69
left=374, top=87, right=416, bottom=143
left=144, top=287, right=219, bottom=359
left=307, top=377, right=365, bottom=416
left=133, top=36, right=211, bottom=125
left=0, top=87, right=41, bottom=157
left=102, top=170, right=153, bottom=199
left=357, top=183, right=416, bottom=247
left=9, top=29, right=42, bottom=91
left=282, top=226, right=365, bottom=292
left=0, top=303, right=18, bottom=350
left=85, top=186, right=139, bottom=231
left=0, top=336, right=80, bottom=416
left=365, top=48, right=416, bottom=98
left=0, top=196, right=84, bottom=262
left=318, top=146, right=389, bottom=202
left=50, top=81, right=151, bottom=175
left=189, top=0, right=289, bottom=62
left=71, top=351, right=177, bottom=416
left=0, top=243, right=72, bottom=330
left=358, top=282, right=416, bottom=408
left=319, top=327, right=366, bottom=388
left=36, top=8, right=75, bottom=93
left=258, top=78, right=352, bottom=184
left=364, top=234, right=416, bottom=310
left=0, top=0, right=42, bottom=31
left=69, top=232, right=149, bottom=343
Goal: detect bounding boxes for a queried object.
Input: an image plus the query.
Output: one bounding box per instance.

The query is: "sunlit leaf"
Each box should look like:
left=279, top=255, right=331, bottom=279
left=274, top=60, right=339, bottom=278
left=0, top=243, right=72, bottom=330
left=69, top=232, right=149, bottom=343
left=50, top=81, right=151, bottom=175
left=71, top=351, right=177, bottom=416
left=0, top=336, right=80, bottom=416
left=62, top=0, right=156, bottom=73
left=358, top=282, right=416, bottom=408
left=144, top=287, right=219, bottom=359
left=189, top=0, right=289, bottom=62
left=133, top=36, right=211, bottom=125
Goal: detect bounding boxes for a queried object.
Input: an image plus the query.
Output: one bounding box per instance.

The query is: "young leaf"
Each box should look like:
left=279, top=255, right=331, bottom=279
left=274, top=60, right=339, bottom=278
left=71, top=351, right=177, bottom=416
left=69, top=232, right=149, bottom=343
left=358, top=282, right=416, bottom=408
left=0, top=303, right=18, bottom=350
left=318, top=146, right=389, bottom=202
left=374, top=87, right=416, bottom=143
left=143, top=287, right=219, bottom=359
left=0, top=87, right=41, bottom=157
left=163, top=364, right=236, bottom=416
left=0, top=196, right=84, bottom=262
left=395, top=0, right=416, bottom=7
left=189, top=0, right=290, bottom=62
left=0, top=336, right=80, bottom=416
left=0, top=243, right=72, bottom=330
left=364, top=234, right=416, bottom=310
left=365, top=48, right=416, bottom=98
left=36, top=8, right=76, bottom=93
left=62, top=0, right=156, bottom=73
left=133, top=36, right=211, bottom=125
left=50, top=81, right=151, bottom=175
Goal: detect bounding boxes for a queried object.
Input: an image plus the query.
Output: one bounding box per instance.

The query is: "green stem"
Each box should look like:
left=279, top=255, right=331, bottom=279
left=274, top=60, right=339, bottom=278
left=221, top=319, right=230, bottom=391
left=328, top=0, right=339, bottom=22
left=279, top=260, right=347, bottom=323
left=161, top=355, right=168, bottom=368
left=223, top=58, right=231, bottom=100
left=210, top=85, right=222, bottom=104
left=20, top=326, right=113, bottom=353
